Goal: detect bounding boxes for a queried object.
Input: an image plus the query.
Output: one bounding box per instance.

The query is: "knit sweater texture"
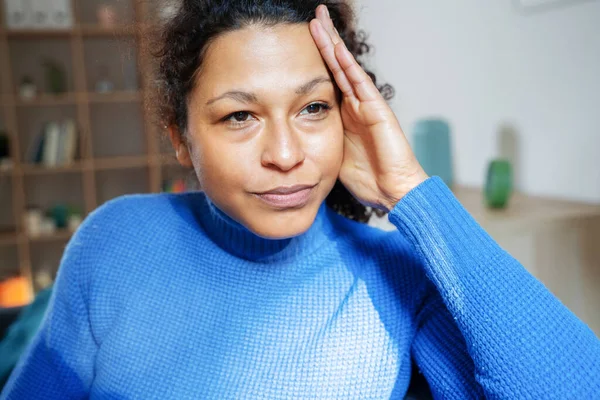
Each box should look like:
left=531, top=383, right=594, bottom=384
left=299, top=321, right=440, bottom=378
left=1, top=177, right=599, bottom=399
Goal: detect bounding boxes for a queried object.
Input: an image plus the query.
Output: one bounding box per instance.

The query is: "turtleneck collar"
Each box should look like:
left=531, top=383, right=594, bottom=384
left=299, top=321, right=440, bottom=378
left=191, top=192, right=337, bottom=263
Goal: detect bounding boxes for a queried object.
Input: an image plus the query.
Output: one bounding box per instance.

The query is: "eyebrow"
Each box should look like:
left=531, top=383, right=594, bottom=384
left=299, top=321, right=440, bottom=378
left=205, top=76, right=333, bottom=106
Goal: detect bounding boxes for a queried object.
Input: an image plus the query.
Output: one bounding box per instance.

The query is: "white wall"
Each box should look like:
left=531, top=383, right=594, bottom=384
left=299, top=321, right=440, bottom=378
left=355, top=0, right=600, bottom=203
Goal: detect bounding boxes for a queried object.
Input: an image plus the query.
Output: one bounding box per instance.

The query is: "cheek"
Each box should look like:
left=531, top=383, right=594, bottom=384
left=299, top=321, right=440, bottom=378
left=308, top=119, right=344, bottom=174
left=188, top=132, right=252, bottom=193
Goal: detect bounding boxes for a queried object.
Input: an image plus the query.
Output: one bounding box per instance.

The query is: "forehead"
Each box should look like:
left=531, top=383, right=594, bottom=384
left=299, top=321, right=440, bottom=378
left=195, top=23, right=330, bottom=96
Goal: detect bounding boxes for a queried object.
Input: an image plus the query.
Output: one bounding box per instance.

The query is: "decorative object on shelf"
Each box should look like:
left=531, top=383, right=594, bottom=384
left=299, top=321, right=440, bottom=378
left=30, top=0, right=50, bottom=28
left=24, top=207, right=43, bottom=238
left=40, top=214, right=57, bottom=235
left=46, top=0, right=74, bottom=29
left=95, top=65, right=115, bottom=93
left=97, top=4, right=117, bottom=27
left=3, top=0, right=30, bottom=28
left=0, top=130, right=11, bottom=171
left=0, top=131, right=9, bottom=160
left=50, top=204, right=69, bottom=229
left=485, top=159, right=513, bottom=209
left=31, top=0, right=73, bottom=29
left=43, top=59, right=67, bottom=94
left=26, top=119, right=78, bottom=167
left=33, top=267, right=54, bottom=291
left=25, top=204, right=82, bottom=237
left=49, top=204, right=81, bottom=230
left=0, top=276, right=33, bottom=308
left=19, top=76, right=38, bottom=100
left=67, top=212, right=83, bottom=232
left=412, top=118, right=454, bottom=188
left=163, top=178, right=190, bottom=193
left=4, top=0, right=74, bottom=30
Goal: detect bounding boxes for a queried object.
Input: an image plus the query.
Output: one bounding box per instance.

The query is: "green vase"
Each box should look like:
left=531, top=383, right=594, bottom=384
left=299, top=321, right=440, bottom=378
left=485, top=159, right=513, bottom=209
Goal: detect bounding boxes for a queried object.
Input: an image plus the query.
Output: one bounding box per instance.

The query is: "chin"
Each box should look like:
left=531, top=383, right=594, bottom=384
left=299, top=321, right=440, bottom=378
left=244, top=204, right=320, bottom=240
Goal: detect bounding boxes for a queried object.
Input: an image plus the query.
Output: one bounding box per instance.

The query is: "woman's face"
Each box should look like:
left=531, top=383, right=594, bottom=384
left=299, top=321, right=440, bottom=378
left=175, top=23, right=344, bottom=239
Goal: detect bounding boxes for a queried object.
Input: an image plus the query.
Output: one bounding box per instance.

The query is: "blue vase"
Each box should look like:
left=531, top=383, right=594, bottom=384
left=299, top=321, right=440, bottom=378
left=412, top=119, right=454, bottom=187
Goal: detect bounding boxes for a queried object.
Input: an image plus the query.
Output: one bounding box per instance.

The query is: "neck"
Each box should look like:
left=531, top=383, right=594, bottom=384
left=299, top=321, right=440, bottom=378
left=192, top=193, right=336, bottom=263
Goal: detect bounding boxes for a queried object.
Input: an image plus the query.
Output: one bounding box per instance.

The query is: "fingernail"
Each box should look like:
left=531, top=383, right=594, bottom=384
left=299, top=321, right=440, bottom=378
left=325, top=6, right=330, bottom=18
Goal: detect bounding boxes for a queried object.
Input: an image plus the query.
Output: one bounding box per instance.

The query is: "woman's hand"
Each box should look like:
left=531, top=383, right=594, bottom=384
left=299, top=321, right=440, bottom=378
left=310, top=5, right=428, bottom=212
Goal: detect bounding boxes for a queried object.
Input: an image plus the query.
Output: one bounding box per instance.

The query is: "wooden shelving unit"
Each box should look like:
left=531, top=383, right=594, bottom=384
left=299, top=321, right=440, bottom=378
left=0, top=0, right=186, bottom=292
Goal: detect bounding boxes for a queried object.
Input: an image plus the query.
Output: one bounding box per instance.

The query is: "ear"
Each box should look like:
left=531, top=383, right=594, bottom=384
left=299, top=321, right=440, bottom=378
left=168, top=125, right=193, bottom=168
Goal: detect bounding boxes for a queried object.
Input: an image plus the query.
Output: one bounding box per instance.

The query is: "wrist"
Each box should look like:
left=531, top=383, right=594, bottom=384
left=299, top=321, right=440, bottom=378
left=383, top=169, right=429, bottom=212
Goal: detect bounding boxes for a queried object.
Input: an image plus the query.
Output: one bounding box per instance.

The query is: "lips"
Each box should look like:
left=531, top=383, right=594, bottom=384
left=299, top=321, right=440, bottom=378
left=254, top=184, right=317, bottom=209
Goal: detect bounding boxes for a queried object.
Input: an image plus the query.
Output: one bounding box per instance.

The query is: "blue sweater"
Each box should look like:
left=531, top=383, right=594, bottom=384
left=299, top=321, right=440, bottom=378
left=1, top=177, right=599, bottom=399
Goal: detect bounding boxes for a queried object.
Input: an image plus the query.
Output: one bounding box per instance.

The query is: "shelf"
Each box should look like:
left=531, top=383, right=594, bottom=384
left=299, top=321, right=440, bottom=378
left=88, top=91, right=141, bottom=103
left=20, top=162, right=85, bottom=176
left=0, top=231, right=19, bottom=246
left=15, top=93, right=78, bottom=107
left=452, top=186, right=600, bottom=230
left=0, top=3, right=159, bottom=284
left=1, top=25, right=140, bottom=39
left=27, top=229, right=72, bottom=244
left=5, top=156, right=178, bottom=175
left=4, top=28, right=72, bottom=38
left=4, top=92, right=142, bottom=106
left=79, top=25, right=138, bottom=37
left=93, top=155, right=149, bottom=171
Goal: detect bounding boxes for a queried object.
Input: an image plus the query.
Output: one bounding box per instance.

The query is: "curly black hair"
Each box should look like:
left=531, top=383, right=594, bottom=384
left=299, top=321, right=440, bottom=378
left=151, top=0, right=393, bottom=222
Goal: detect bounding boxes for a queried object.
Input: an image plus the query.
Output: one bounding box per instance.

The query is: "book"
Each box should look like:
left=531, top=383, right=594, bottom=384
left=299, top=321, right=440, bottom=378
left=56, top=122, right=66, bottom=165
left=27, top=119, right=78, bottom=166
left=62, top=119, right=77, bottom=164
left=34, top=129, right=45, bottom=164
left=42, top=122, right=60, bottom=167
left=25, top=125, right=45, bottom=164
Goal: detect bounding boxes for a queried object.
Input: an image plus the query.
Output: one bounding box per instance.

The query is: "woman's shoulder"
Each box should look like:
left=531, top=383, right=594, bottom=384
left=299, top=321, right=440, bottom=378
left=66, top=191, right=205, bottom=260
left=61, top=191, right=206, bottom=287
left=80, top=191, right=199, bottom=232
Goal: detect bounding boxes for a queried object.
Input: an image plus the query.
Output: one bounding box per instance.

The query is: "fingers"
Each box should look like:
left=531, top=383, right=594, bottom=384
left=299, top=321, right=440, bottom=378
left=334, top=40, right=381, bottom=102
left=310, top=5, right=381, bottom=102
left=316, top=4, right=341, bottom=46
left=309, top=18, right=354, bottom=98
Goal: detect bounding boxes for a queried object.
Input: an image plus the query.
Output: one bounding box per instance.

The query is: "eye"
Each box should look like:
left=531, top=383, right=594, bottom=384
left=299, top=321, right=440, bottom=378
left=224, top=111, right=253, bottom=124
left=299, top=102, right=331, bottom=116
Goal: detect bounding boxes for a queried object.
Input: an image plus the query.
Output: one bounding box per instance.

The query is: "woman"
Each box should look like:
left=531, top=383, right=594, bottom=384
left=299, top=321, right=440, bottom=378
left=2, top=1, right=599, bottom=399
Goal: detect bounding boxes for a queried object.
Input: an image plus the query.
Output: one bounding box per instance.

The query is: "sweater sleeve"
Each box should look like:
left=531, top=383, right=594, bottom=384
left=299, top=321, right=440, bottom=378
left=410, top=278, right=484, bottom=398
left=0, top=235, right=97, bottom=399
left=388, top=176, right=600, bottom=399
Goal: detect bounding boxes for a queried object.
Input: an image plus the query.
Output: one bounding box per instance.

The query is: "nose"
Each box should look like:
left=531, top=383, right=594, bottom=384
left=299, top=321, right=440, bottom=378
left=260, top=119, right=305, bottom=172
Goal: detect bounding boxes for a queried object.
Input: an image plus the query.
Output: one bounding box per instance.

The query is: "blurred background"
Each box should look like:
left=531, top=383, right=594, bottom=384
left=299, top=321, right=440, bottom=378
left=0, top=0, right=192, bottom=303
left=357, top=0, right=600, bottom=336
left=0, top=0, right=598, bottom=349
